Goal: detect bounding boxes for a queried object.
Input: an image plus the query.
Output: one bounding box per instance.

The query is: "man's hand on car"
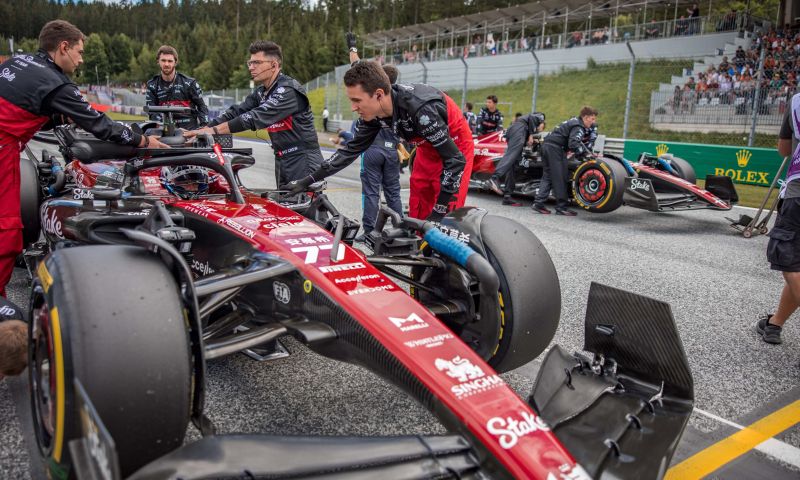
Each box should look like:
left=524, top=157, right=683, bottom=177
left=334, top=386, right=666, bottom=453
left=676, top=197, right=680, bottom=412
left=140, top=135, right=171, bottom=149
left=184, top=127, right=215, bottom=139
left=281, top=175, right=314, bottom=194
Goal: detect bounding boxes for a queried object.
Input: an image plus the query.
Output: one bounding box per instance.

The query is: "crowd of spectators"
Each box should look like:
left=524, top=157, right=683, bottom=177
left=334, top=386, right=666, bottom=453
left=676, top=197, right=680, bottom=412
left=666, top=25, right=800, bottom=116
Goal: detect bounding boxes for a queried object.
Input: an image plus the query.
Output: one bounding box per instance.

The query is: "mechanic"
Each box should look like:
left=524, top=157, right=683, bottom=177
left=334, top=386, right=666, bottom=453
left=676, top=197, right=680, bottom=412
left=283, top=61, right=473, bottom=222
left=476, top=95, right=504, bottom=135
left=463, top=102, right=477, bottom=134
left=185, top=41, right=323, bottom=187
left=485, top=112, right=546, bottom=206
left=145, top=45, right=209, bottom=130
left=0, top=20, right=168, bottom=298
left=345, top=33, right=404, bottom=242
left=0, top=296, right=25, bottom=380
left=532, top=106, right=598, bottom=216
left=757, top=95, right=800, bottom=344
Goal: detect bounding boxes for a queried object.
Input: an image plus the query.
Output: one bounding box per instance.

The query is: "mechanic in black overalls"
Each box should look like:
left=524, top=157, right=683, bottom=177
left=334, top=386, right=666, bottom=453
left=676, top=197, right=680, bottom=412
left=485, top=112, right=546, bottom=206
left=532, top=106, right=598, bottom=216
left=476, top=95, right=504, bottom=135
left=145, top=45, right=209, bottom=130
left=186, top=41, right=322, bottom=187
left=346, top=33, right=404, bottom=241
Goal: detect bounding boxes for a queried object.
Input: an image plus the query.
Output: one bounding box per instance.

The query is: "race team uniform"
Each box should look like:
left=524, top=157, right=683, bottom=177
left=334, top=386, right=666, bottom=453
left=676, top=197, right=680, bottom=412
left=769, top=95, right=800, bottom=272
left=311, top=83, right=474, bottom=220
left=490, top=113, right=545, bottom=198
left=477, top=107, right=503, bottom=135
left=463, top=110, right=477, bottom=134
left=360, top=127, right=403, bottom=233
left=534, top=117, right=593, bottom=211
left=0, top=50, right=142, bottom=296
left=145, top=72, right=209, bottom=130
left=209, top=73, right=322, bottom=186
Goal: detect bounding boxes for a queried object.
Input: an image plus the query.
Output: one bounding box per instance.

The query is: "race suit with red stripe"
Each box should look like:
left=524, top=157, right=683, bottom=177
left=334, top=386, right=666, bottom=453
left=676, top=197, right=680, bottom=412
left=209, top=73, right=322, bottom=185
left=146, top=72, right=209, bottom=129
left=0, top=50, right=141, bottom=296
left=309, top=83, right=474, bottom=220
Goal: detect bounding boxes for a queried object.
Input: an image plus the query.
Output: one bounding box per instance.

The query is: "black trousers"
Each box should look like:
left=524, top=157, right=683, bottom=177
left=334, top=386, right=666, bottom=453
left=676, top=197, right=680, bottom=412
left=491, top=122, right=526, bottom=197
left=275, top=149, right=323, bottom=187
left=534, top=142, right=569, bottom=210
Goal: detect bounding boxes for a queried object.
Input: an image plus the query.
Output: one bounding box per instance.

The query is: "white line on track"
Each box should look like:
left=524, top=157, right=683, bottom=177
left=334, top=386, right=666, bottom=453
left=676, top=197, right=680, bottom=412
left=693, top=407, right=800, bottom=468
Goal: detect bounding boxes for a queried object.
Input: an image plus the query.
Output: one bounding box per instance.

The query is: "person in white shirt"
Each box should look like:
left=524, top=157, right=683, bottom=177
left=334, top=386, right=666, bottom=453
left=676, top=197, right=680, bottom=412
left=322, top=106, right=330, bottom=132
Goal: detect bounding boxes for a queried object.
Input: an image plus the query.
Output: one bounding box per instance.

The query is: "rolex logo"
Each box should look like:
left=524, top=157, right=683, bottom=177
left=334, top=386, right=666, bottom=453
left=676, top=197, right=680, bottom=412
left=736, top=149, right=752, bottom=168
left=656, top=144, right=669, bottom=156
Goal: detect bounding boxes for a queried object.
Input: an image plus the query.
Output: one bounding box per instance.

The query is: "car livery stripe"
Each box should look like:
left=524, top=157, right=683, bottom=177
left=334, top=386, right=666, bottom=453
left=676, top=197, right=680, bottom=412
left=50, top=306, right=66, bottom=463
left=37, top=261, right=53, bottom=293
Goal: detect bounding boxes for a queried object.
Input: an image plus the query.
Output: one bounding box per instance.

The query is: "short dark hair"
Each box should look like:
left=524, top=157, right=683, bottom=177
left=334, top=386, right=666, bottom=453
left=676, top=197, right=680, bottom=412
left=486, top=95, right=498, bottom=103
left=580, top=105, right=599, bottom=117
left=344, top=61, right=390, bottom=96
left=249, top=40, right=283, bottom=65
left=156, top=45, right=179, bottom=62
left=38, top=20, right=85, bottom=52
left=0, top=320, right=28, bottom=377
left=515, top=112, right=523, bottom=119
left=382, top=64, right=399, bottom=84
left=465, top=102, right=473, bottom=110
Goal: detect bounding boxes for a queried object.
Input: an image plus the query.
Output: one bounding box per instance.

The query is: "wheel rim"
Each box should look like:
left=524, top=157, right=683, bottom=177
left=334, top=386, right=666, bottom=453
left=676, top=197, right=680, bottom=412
left=577, top=168, right=608, bottom=204
left=30, top=289, right=56, bottom=457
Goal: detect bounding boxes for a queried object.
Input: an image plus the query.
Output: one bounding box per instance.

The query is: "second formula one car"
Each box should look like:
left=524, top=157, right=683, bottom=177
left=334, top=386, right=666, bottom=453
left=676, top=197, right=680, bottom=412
left=470, top=131, right=738, bottom=213
left=20, top=111, right=694, bottom=479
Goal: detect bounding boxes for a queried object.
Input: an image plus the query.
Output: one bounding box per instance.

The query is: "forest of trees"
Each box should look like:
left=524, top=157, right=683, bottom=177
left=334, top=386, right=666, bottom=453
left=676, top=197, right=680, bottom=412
left=0, top=0, right=780, bottom=89
left=0, top=0, right=538, bottom=88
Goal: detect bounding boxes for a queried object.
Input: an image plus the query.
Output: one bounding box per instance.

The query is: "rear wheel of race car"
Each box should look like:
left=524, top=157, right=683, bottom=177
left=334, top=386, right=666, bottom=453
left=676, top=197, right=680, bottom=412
left=668, top=156, right=697, bottom=184
left=479, top=215, right=560, bottom=372
left=28, top=245, right=191, bottom=479
left=20, top=155, right=42, bottom=246
left=572, top=158, right=628, bottom=213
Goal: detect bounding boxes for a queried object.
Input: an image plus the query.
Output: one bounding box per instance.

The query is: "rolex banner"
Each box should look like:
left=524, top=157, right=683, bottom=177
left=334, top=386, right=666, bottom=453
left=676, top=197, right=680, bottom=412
left=622, top=140, right=785, bottom=187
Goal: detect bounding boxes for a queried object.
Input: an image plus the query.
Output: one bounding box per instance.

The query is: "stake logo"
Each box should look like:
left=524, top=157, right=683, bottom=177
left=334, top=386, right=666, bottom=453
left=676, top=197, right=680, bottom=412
left=42, top=209, right=63, bottom=239
left=629, top=178, right=650, bottom=192
left=486, top=411, right=550, bottom=450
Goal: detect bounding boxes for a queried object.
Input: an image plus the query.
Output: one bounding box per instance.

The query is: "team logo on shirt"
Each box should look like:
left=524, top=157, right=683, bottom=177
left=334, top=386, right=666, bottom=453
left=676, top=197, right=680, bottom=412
left=419, top=114, right=431, bottom=126
left=275, top=87, right=286, bottom=94
left=0, top=68, right=16, bottom=82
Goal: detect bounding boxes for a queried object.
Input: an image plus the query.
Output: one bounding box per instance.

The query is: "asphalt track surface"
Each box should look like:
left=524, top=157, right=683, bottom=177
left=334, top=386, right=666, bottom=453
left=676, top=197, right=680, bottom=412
left=1, top=138, right=798, bottom=479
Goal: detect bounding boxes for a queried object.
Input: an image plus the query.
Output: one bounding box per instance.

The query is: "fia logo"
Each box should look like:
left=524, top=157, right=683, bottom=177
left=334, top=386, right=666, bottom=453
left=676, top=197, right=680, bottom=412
left=273, top=281, right=291, bottom=304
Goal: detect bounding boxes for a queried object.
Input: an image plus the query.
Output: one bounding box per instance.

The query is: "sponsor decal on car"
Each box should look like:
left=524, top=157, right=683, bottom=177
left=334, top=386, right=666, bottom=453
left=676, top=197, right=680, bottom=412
left=216, top=218, right=256, bottom=239
left=334, top=274, right=380, bottom=284
left=629, top=178, right=651, bottom=192
left=291, top=244, right=345, bottom=264
left=346, top=285, right=395, bottom=295
left=486, top=410, right=550, bottom=450
left=548, top=463, right=592, bottom=480
left=41, top=208, right=64, bottom=239
left=319, top=262, right=364, bottom=273
left=273, top=281, right=291, bottom=304
left=121, top=209, right=150, bottom=216
left=73, top=188, right=94, bottom=200
left=284, top=236, right=330, bottom=246
left=435, top=355, right=504, bottom=399
left=190, top=259, right=215, bottom=276
left=388, top=313, right=429, bottom=332
left=403, top=333, right=454, bottom=349
left=433, top=224, right=470, bottom=244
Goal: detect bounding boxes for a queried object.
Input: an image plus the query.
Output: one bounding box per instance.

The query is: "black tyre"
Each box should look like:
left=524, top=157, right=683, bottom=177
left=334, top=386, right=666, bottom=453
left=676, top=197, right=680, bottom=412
left=20, top=155, right=42, bottom=246
left=412, top=216, right=561, bottom=372
left=480, top=215, right=560, bottom=372
left=667, top=156, right=697, bottom=184
left=29, top=245, right=191, bottom=479
left=572, top=158, right=628, bottom=213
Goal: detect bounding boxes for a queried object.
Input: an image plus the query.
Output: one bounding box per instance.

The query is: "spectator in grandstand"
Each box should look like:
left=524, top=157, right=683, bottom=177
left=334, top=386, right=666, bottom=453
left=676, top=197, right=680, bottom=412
left=645, top=20, right=661, bottom=39
left=532, top=106, right=598, bottom=216
left=463, top=102, right=477, bottom=134
left=756, top=100, right=800, bottom=344
left=685, top=76, right=696, bottom=90
left=486, top=33, right=497, bottom=55
left=485, top=112, right=546, bottom=206
left=687, top=4, right=700, bottom=35
left=680, top=85, right=696, bottom=114
left=672, top=85, right=682, bottom=113
left=146, top=45, right=209, bottom=130
left=675, top=16, right=689, bottom=36
left=477, top=95, right=504, bottom=134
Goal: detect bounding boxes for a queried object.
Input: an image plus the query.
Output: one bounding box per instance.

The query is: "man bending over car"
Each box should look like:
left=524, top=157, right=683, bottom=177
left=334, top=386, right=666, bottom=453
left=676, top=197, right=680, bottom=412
left=485, top=112, right=546, bottom=206
left=0, top=20, right=169, bottom=299
left=146, top=45, right=209, bottom=130
left=283, top=61, right=474, bottom=221
left=186, top=41, right=322, bottom=187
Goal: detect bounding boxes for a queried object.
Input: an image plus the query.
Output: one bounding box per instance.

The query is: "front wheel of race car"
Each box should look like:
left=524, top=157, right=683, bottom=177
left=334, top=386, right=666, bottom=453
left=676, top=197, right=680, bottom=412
left=572, top=158, right=628, bottom=213
left=28, top=245, right=191, bottom=479
left=668, top=156, right=697, bottom=184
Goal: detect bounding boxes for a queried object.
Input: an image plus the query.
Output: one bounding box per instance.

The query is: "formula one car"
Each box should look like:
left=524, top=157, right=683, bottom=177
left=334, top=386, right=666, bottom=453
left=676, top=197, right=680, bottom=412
left=470, top=131, right=738, bottom=213
left=20, top=109, right=694, bottom=479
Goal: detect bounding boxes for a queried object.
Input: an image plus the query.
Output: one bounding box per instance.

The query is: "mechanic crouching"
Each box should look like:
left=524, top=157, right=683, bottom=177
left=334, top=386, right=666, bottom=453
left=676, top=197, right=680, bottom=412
left=532, top=106, right=598, bottom=216
left=186, top=41, right=322, bottom=188
left=485, top=112, right=546, bottom=206
left=0, top=297, right=27, bottom=380
left=0, top=20, right=169, bottom=299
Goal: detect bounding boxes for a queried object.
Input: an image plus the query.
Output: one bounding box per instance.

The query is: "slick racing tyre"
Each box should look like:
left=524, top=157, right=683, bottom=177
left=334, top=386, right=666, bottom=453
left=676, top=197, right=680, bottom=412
left=29, top=245, right=191, bottom=479
left=667, top=156, right=697, bottom=184
left=20, top=155, right=42, bottom=246
left=479, top=215, right=560, bottom=372
left=412, top=215, right=560, bottom=373
left=572, top=158, right=627, bottom=213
